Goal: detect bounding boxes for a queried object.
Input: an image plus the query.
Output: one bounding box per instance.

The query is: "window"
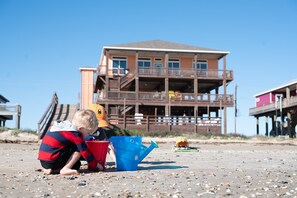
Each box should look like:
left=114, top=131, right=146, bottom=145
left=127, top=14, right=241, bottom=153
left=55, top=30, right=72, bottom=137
left=138, top=58, right=151, bottom=67
left=192, top=60, right=208, bottom=69
left=168, top=59, right=180, bottom=69
left=138, top=58, right=151, bottom=74
left=193, top=60, right=207, bottom=76
left=168, top=59, right=180, bottom=75
left=112, top=57, right=127, bottom=75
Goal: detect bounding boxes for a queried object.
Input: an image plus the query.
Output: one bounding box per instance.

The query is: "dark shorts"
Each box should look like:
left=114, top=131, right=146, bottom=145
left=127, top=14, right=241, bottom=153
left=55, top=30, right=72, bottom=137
left=40, top=145, right=81, bottom=170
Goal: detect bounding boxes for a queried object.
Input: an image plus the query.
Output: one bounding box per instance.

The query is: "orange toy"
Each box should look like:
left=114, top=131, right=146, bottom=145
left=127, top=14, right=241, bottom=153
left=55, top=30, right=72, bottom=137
left=175, top=137, right=189, bottom=148
left=89, top=104, right=109, bottom=128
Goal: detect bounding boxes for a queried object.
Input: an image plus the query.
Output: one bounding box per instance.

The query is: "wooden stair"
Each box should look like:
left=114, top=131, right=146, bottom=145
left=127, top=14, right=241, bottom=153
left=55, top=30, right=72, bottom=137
left=50, top=104, right=79, bottom=126
left=120, top=73, right=135, bottom=89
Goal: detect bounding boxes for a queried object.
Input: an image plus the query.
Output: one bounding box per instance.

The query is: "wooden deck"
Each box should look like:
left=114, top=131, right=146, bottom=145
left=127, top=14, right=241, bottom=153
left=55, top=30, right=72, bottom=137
left=101, top=91, right=233, bottom=107
left=0, top=104, right=21, bottom=129
left=249, top=96, right=297, bottom=116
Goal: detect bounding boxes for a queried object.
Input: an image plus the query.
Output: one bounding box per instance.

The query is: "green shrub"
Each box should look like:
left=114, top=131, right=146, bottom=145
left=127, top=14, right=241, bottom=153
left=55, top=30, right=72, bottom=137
left=11, top=129, right=21, bottom=137
left=105, top=128, right=251, bottom=140
left=5, top=128, right=37, bottom=137
left=0, top=127, right=9, bottom=132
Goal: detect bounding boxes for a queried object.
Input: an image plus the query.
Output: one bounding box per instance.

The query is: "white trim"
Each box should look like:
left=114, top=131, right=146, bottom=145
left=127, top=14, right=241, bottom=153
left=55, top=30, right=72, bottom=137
left=254, top=79, right=297, bottom=97
left=99, top=48, right=105, bottom=66
left=79, top=67, right=96, bottom=71
left=103, top=46, right=229, bottom=55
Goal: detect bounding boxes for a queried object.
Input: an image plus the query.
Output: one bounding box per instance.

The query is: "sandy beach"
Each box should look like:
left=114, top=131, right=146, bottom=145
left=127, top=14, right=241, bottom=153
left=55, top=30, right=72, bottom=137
left=1, top=133, right=297, bottom=197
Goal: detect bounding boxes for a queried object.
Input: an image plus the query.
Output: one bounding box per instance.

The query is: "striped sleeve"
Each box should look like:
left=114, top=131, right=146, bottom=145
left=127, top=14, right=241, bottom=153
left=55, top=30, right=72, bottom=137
left=60, top=131, right=97, bottom=170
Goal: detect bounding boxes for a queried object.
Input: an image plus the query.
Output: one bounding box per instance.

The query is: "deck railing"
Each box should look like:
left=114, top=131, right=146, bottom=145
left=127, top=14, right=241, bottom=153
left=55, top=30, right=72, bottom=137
left=104, top=91, right=233, bottom=104
left=0, top=104, right=21, bottom=115
left=0, top=103, right=22, bottom=129
left=108, top=115, right=222, bottom=134
left=98, top=65, right=233, bottom=80
left=249, top=96, right=297, bottom=116
left=37, top=92, right=58, bottom=138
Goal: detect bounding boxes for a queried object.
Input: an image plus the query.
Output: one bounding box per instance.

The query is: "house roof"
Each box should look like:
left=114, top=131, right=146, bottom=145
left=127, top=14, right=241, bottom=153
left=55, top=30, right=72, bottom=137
left=103, top=40, right=229, bottom=55
left=0, top=95, right=9, bottom=103
left=254, top=79, right=297, bottom=97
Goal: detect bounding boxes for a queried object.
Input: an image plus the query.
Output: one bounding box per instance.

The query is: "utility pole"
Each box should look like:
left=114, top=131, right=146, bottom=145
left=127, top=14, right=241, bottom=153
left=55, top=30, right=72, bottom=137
left=234, top=84, right=238, bottom=134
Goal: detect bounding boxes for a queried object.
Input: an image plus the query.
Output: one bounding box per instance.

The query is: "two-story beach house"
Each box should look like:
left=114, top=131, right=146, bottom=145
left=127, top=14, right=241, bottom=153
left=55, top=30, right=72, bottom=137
left=82, top=40, right=234, bottom=134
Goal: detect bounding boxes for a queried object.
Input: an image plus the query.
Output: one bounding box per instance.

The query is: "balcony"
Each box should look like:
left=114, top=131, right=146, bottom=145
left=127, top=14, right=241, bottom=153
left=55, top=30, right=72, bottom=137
left=0, top=104, right=21, bottom=128
left=0, top=104, right=21, bottom=116
left=99, top=91, right=234, bottom=107
left=249, top=96, right=297, bottom=116
left=97, top=65, right=233, bottom=80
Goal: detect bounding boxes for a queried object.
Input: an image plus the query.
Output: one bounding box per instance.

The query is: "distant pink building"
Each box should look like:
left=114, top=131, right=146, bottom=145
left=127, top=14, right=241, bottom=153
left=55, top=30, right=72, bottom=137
left=249, top=80, right=297, bottom=137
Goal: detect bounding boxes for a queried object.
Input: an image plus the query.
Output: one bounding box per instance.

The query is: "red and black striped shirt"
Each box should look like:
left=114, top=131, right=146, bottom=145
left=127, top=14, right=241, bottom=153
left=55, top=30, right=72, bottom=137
left=38, top=130, right=97, bottom=170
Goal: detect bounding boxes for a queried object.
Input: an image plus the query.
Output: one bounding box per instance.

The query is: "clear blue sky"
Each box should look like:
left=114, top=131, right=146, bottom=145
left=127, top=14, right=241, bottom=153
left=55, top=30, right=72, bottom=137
left=1, top=0, right=296, bottom=136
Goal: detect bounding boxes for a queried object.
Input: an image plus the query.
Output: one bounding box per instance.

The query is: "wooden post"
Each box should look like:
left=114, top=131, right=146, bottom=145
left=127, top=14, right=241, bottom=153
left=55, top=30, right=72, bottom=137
left=135, top=51, right=139, bottom=102
left=256, top=117, right=259, bottom=135
left=135, top=76, right=139, bottom=103
left=273, top=114, right=277, bottom=134
left=194, top=114, right=198, bottom=133
left=265, top=116, right=269, bottom=136
left=124, top=114, right=126, bottom=129
left=105, top=49, right=109, bottom=99
left=15, top=105, right=21, bottom=129
left=194, top=78, right=197, bottom=102
left=146, top=116, right=149, bottom=132
left=155, top=108, right=157, bottom=124
left=165, top=53, right=169, bottom=100
left=223, top=56, right=227, bottom=134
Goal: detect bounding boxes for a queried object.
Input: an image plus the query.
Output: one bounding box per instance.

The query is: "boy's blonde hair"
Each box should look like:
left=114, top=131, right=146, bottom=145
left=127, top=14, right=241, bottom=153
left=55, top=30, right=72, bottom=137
left=72, top=109, right=98, bottom=131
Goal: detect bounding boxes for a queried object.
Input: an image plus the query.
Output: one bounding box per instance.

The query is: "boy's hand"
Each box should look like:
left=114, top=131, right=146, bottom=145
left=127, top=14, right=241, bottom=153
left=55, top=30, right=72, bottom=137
left=97, top=163, right=104, bottom=171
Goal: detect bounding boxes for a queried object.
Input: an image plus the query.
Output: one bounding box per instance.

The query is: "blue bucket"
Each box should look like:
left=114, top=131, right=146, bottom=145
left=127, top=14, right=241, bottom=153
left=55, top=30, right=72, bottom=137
left=109, top=136, right=142, bottom=171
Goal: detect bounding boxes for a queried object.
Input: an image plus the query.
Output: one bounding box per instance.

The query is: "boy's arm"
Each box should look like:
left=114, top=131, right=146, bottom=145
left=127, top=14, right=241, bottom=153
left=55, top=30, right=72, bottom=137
left=71, top=133, right=98, bottom=170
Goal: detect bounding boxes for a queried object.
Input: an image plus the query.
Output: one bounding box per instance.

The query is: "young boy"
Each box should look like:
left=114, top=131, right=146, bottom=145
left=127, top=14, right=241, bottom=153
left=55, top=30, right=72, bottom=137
left=38, top=109, right=104, bottom=175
